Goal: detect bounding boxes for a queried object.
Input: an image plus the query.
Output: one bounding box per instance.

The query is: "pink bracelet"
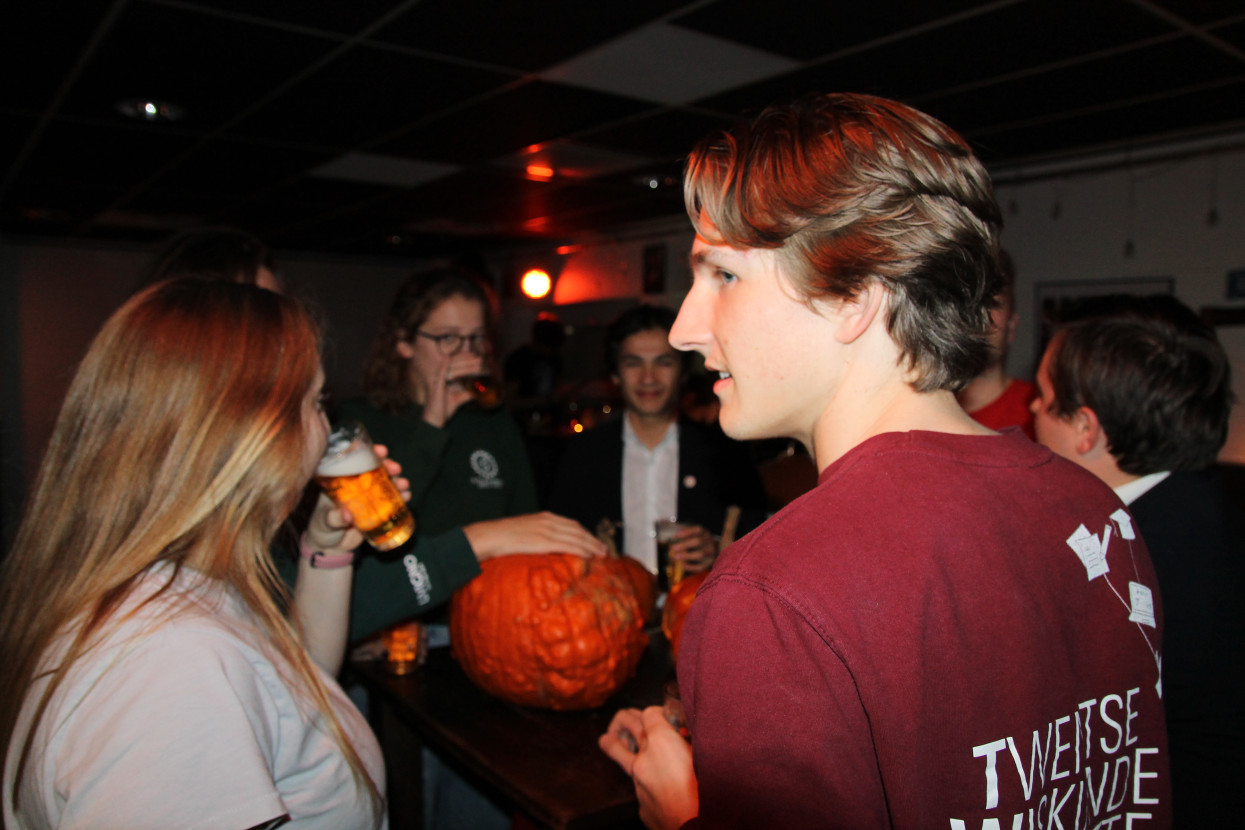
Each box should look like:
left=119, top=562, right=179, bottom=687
left=299, top=534, right=356, bottom=570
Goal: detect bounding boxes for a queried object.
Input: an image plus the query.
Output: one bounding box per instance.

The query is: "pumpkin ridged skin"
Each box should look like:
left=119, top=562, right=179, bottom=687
left=661, top=570, right=709, bottom=661
left=450, top=554, right=649, bottom=710
left=616, top=555, right=657, bottom=623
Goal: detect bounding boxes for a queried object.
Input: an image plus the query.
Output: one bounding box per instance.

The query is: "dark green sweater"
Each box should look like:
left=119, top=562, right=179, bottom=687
left=336, top=398, right=538, bottom=641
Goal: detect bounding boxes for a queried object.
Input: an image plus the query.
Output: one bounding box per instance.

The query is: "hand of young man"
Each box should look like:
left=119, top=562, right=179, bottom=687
left=600, top=706, right=698, bottom=830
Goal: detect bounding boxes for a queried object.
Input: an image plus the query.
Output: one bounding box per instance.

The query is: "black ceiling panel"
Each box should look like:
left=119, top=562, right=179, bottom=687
left=3, top=0, right=1243, bottom=257
left=184, top=0, right=413, bottom=37
left=373, top=0, right=687, bottom=71
left=700, top=0, right=1172, bottom=114
left=672, top=0, right=998, bottom=61
left=58, top=1, right=334, bottom=131
left=0, top=0, right=115, bottom=113
left=230, top=44, right=514, bottom=150
left=1150, top=0, right=1245, bottom=26
left=376, top=81, right=653, bottom=164
left=970, top=79, right=1245, bottom=163
left=928, top=37, right=1245, bottom=138
left=1209, top=17, right=1245, bottom=52
left=577, top=109, right=733, bottom=162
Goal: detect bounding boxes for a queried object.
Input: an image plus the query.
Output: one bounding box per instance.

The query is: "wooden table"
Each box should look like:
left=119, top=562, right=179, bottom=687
left=351, top=633, right=674, bottom=830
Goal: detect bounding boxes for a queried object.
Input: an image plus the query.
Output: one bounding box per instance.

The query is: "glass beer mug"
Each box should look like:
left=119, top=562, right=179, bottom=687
left=315, top=421, right=415, bottom=551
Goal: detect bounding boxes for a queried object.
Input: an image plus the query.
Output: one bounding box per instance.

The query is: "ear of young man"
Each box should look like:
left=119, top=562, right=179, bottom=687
left=830, top=283, right=886, bottom=345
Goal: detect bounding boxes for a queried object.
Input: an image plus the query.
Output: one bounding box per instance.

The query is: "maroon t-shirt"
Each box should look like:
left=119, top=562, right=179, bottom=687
left=680, top=430, right=1170, bottom=829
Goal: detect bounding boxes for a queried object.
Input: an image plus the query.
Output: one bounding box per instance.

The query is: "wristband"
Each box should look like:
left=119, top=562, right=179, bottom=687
left=299, top=534, right=356, bottom=570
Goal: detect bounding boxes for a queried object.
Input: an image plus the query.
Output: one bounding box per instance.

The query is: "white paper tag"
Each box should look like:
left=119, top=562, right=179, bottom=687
left=1067, top=524, right=1111, bottom=580
left=1110, top=508, right=1136, bottom=540
left=1128, top=582, right=1156, bottom=628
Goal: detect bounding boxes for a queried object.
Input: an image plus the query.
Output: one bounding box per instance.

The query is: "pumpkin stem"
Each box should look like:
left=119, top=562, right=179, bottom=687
left=595, top=518, right=621, bottom=558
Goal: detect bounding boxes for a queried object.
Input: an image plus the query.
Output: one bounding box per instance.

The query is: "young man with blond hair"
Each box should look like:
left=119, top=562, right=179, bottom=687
left=600, top=94, right=1170, bottom=829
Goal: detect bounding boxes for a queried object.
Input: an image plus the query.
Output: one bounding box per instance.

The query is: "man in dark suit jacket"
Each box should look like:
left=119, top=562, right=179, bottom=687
left=548, top=305, right=766, bottom=585
left=1031, top=294, right=1243, bottom=828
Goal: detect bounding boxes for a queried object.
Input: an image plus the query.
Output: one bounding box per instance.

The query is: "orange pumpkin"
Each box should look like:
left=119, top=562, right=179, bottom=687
left=661, top=570, right=709, bottom=661
left=615, top=554, right=657, bottom=623
left=450, top=554, right=649, bottom=710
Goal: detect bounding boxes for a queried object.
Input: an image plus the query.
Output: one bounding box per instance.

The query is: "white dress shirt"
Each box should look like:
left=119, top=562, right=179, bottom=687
left=621, top=416, right=679, bottom=573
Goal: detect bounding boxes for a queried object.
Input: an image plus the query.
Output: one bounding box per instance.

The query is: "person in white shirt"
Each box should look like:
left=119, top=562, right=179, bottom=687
left=549, top=304, right=766, bottom=583
left=1, top=279, right=397, bottom=829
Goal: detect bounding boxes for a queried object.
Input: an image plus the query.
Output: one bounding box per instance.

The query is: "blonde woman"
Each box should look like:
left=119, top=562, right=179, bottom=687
left=1, top=279, right=393, bottom=829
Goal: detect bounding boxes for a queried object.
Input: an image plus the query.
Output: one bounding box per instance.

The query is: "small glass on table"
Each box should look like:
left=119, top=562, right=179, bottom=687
left=382, top=621, right=427, bottom=675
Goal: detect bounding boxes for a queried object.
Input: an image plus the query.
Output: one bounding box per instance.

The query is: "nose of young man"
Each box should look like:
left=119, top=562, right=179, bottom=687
left=669, top=287, right=712, bottom=358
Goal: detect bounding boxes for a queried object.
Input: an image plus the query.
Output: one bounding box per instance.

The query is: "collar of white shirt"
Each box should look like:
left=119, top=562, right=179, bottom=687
left=1113, top=470, right=1171, bottom=506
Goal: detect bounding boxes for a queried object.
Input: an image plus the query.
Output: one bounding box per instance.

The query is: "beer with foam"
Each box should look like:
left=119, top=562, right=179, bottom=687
left=315, top=422, right=414, bottom=551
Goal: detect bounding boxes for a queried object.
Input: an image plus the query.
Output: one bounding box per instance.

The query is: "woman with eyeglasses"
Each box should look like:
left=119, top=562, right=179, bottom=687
left=340, top=267, right=604, bottom=829
left=338, top=267, right=604, bottom=645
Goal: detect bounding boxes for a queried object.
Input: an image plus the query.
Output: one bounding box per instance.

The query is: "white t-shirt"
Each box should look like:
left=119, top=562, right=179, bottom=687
left=3, top=564, right=386, bottom=830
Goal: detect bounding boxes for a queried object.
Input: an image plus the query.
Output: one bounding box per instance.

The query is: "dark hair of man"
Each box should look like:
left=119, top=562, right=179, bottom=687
left=1047, top=294, right=1233, bottom=474
left=684, top=92, right=1004, bottom=392
left=996, top=248, right=1016, bottom=306
left=143, top=226, right=277, bottom=286
left=605, top=304, right=682, bottom=375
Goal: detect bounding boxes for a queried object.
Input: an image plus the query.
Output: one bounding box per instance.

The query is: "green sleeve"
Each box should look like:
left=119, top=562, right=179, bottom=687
left=336, top=398, right=451, bottom=508
left=347, top=527, right=482, bottom=642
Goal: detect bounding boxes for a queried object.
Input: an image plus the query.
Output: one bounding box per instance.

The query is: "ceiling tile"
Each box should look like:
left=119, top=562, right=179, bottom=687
left=699, top=0, right=1175, bottom=114
left=927, top=37, right=1245, bottom=137
left=970, top=79, right=1245, bottom=164
left=312, top=152, right=458, bottom=188
left=8, top=121, right=196, bottom=208
left=673, top=0, right=997, bottom=61
left=376, top=81, right=653, bottom=164
left=1149, top=0, right=1245, bottom=26
left=58, top=2, right=335, bottom=131
left=183, top=0, right=412, bottom=36
left=541, top=22, right=798, bottom=105
left=1208, top=17, right=1245, bottom=51
left=155, top=138, right=335, bottom=193
left=578, top=109, right=733, bottom=162
left=0, top=0, right=114, bottom=113
left=373, top=0, right=690, bottom=71
left=231, top=45, right=514, bottom=149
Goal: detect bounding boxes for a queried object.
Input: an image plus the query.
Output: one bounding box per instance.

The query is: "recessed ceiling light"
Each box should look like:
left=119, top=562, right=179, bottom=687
left=115, top=99, right=184, bottom=122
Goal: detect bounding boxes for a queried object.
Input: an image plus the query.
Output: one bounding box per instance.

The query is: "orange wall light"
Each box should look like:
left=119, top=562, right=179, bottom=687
left=520, top=268, right=553, bottom=299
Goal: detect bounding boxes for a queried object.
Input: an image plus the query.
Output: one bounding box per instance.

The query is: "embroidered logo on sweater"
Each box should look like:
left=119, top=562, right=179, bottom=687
left=469, top=449, right=503, bottom=489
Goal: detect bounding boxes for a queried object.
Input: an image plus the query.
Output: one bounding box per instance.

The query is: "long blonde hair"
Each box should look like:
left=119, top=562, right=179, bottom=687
left=0, top=279, right=381, bottom=816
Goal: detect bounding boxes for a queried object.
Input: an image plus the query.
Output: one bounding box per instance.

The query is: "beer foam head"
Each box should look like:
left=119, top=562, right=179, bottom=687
left=316, top=441, right=378, bottom=477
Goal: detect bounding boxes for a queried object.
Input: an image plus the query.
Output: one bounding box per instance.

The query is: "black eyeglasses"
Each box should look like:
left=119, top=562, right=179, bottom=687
left=414, top=330, right=490, bottom=356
